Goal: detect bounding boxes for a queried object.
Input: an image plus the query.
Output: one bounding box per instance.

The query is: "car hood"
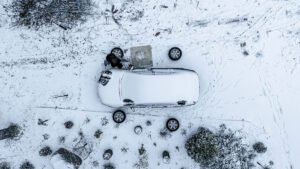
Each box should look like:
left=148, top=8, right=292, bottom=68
left=98, top=70, right=124, bottom=107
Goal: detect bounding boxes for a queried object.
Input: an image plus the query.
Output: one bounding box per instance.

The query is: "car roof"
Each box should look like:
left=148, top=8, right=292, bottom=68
left=120, top=69, right=199, bottom=105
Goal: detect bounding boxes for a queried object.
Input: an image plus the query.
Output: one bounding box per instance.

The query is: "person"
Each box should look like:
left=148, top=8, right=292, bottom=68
left=106, top=53, right=123, bottom=68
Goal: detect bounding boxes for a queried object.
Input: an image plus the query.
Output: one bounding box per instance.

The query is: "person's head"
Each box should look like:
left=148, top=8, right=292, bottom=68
left=106, top=53, right=116, bottom=62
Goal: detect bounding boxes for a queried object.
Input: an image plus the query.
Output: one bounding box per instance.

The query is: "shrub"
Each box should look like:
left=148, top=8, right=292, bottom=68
left=7, top=0, right=94, bottom=30
left=94, top=130, right=103, bottom=139
left=253, top=142, right=267, bottom=153
left=159, top=128, right=171, bottom=139
left=185, top=124, right=258, bottom=169
left=134, top=144, right=149, bottom=169
left=92, top=161, right=99, bottom=167
left=0, top=162, right=11, bottom=169
left=212, top=124, right=256, bottom=169
left=101, top=117, right=109, bottom=126
left=64, top=121, right=73, bottom=129
left=146, top=120, right=151, bottom=126
left=39, top=146, right=53, bottom=156
left=20, top=161, right=34, bottom=169
left=103, top=163, right=115, bottom=169
left=0, top=124, right=21, bottom=140
left=185, top=127, right=218, bottom=166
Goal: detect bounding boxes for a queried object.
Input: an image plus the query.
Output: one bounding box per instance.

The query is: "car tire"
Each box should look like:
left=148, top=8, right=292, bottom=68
left=168, top=47, right=182, bottom=61
left=111, top=47, right=124, bottom=58
left=166, top=118, right=179, bottom=132
left=112, top=110, right=126, bottom=123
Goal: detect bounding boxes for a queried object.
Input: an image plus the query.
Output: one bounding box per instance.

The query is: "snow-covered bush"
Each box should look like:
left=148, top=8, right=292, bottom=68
left=20, top=161, right=34, bottom=169
left=159, top=128, right=171, bottom=139
left=253, top=142, right=267, bottom=153
left=134, top=144, right=149, bottom=169
left=185, top=124, right=258, bottom=169
left=94, top=129, right=103, bottom=139
left=101, top=117, right=109, bottom=126
left=39, top=146, right=53, bottom=156
left=146, top=120, right=152, bottom=126
left=114, top=1, right=144, bottom=22
left=7, top=0, right=94, bottom=30
left=0, top=124, right=21, bottom=140
left=92, top=161, right=99, bottom=167
left=185, top=127, right=218, bottom=166
left=64, top=121, right=74, bottom=129
left=212, top=124, right=256, bottom=169
left=105, top=0, right=144, bottom=25
left=103, top=163, right=115, bottom=169
left=0, top=162, right=10, bottom=169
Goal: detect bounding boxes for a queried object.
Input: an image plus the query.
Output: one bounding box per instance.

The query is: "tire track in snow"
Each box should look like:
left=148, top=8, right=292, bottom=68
left=258, top=74, right=293, bottom=168
left=236, top=5, right=283, bottom=42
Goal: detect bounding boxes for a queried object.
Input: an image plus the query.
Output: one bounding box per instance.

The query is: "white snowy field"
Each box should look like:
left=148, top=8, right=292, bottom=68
left=0, top=0, right=300, bottom=168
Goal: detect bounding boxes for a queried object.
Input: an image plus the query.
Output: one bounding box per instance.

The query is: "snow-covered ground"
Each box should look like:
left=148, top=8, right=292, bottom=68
left=0, top=0, right=300, bottom=168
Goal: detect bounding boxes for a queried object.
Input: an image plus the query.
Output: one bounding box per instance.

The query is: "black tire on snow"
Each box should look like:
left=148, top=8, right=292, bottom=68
left=112, top=110, right=126, bottom=123
left=168, top=47, right=182, bottom=61
left=111, top=47, right=124, bottom=58
left=166, top=118, right=180, bottom=132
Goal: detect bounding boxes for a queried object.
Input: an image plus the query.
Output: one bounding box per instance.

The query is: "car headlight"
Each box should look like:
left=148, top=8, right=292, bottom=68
left=99, top=70, right=112, bottom=86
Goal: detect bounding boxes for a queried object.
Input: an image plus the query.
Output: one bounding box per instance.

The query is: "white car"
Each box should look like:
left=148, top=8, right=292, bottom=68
left=98, top=68, right=200, bottom=108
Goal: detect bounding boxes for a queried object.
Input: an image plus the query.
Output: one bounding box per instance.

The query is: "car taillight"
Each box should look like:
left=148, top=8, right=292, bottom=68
left=99, top=70, right=112, bottom=86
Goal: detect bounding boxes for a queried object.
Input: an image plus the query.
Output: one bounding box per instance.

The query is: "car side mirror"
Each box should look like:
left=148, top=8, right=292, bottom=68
left=123, top=99, right=135, bottom=111
left=123, top=99, right=134, bottom=105
left=177, top=100, right=186, bottom=105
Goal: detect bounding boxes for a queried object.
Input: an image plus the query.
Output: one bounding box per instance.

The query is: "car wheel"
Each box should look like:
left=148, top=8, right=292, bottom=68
left=111, top=47, right=124, bottom=58
left=112, top=110, right=126, bottom=123
left=168, top=47, right=182, bottom=61
left=166, top=118, right=179, bottom=132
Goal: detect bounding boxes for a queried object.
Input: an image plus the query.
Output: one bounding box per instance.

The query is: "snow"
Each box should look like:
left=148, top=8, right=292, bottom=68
left=1, top=0, right=300, bottom=168
left=50, top=155, right=74, bottom=169
left=121, top=68, right=199, bottom=106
